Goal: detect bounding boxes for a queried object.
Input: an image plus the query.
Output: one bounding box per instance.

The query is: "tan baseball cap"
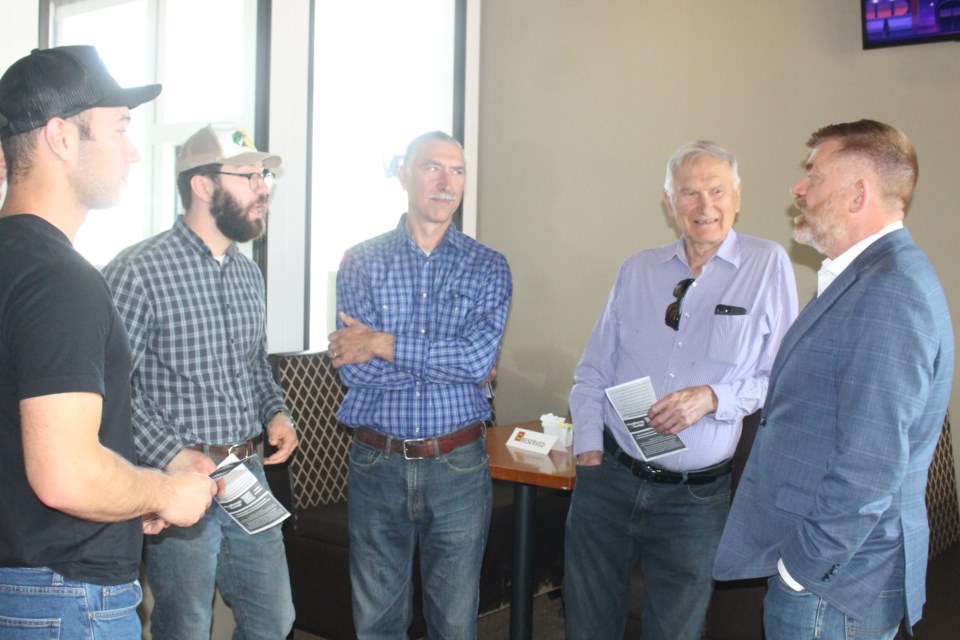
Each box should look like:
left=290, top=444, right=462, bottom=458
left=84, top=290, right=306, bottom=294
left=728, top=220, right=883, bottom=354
left=176, top=122, right=281, bottom=175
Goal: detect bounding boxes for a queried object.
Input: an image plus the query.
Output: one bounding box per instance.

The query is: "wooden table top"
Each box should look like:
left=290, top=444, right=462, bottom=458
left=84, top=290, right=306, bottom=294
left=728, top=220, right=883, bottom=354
left=486, top=422, right=577, bottom=491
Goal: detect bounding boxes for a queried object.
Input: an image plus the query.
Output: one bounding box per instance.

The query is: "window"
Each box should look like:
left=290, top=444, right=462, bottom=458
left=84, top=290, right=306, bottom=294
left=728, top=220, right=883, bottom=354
left=45, top=0, right=263, bottom=265
left=307, top=0, right=466, bottom=345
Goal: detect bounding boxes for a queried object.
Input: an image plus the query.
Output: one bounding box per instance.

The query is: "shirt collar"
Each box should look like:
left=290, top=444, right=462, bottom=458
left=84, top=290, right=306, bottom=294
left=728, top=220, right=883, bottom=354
left=665, top=229, right=740, bottom=270
left=817, top=221, right=903, bottom=296
left=396, top=212, right=463, bottom=257
left=174, top=215, right=239, bottom=260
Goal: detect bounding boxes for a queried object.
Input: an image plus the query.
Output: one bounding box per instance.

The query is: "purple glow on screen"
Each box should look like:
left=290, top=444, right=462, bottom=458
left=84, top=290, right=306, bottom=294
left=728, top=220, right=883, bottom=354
left=862, top=0, right=960, bottom=47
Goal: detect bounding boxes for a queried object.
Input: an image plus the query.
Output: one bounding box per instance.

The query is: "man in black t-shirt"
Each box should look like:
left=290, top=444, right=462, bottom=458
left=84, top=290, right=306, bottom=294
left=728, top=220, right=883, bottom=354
left=0, top=46, right=218, bottom=638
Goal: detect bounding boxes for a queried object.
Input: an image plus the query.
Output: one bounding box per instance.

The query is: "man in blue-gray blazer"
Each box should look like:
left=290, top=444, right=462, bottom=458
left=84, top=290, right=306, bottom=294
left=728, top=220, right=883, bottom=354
left=713, top=120, right=954, bottom=639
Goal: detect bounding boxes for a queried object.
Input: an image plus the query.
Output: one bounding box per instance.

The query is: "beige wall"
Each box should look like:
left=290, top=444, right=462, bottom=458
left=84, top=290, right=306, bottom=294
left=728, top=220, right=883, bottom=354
left=477, top=0, right=960, bottom=467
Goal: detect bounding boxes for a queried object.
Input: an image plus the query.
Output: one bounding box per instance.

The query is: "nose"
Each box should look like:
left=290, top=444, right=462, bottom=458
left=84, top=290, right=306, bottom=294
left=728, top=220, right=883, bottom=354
left=125, top=138, right=141, bottom=164
left=790, top=178, right=807, bottom=198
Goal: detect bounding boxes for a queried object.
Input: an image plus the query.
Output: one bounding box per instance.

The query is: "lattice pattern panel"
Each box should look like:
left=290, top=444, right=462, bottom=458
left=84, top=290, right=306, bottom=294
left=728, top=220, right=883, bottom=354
left=274, top=351, right=350, bottom=510
left=926, top=411, right=960, bottom=559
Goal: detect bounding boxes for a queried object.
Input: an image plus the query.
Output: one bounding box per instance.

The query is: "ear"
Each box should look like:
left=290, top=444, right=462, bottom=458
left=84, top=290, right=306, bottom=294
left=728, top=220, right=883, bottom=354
left=850, top=179, right=868, bottom=213
left=41, top=118, right=76, bottom=162
left=732, top=181, right=743, bottom=214
left=662, top=190, right=675, bottom=216
left=397, top=163, right=410, bottom=192
left=191, top=174, right=215, bottom=203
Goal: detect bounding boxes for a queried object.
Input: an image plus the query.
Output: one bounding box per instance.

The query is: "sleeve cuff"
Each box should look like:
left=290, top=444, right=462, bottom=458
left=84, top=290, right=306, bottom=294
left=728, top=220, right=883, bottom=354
left=711, top=383, right=735, bottom=420
left=777, top=557, right=806, bottom=592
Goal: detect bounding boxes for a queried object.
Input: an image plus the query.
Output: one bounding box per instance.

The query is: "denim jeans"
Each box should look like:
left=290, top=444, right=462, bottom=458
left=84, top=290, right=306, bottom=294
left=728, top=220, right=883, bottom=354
left=0, top=567, right=142, bottom=638
left=144, top=460, right=295, bottom=639
left=564, top=452, right=731, bottom=640
left=347, top=434, right=492, bottom=640
left=764, top=568, right=905, bottom=639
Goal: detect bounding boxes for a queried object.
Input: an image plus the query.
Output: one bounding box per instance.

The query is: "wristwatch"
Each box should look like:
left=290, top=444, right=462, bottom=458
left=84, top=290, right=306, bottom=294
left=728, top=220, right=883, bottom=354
left=271, top=409, right=294, bottom=424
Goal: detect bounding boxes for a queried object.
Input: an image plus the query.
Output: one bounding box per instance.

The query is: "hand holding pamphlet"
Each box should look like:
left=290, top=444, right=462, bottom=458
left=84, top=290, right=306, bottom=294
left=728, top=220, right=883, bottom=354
left=211, top=454, right=290, bottom=534
left=604, top=377, right=687, bottom=461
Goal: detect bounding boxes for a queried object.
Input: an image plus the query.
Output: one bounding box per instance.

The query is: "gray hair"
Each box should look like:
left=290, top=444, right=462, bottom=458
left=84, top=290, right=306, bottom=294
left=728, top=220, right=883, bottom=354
left=663, top=140, right=740, bottom=197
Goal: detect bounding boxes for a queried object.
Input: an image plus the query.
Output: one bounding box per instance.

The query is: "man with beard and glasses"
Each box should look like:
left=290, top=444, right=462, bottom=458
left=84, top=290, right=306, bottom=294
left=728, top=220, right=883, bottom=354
left=714, top=120, right=953, bottom=640
left=103, top=123, right=298, bottom=638
left=564, top=140, right=798, bottom=640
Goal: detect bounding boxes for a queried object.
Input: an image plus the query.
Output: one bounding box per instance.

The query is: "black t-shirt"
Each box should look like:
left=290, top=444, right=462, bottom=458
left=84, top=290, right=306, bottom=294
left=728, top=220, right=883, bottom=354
left=0, top=214, right=140, bottom=585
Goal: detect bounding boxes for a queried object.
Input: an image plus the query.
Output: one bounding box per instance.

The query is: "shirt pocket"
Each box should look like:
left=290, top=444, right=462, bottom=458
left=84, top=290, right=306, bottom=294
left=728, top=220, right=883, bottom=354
left=435, top=287, right=475, bottom=336
left=775, top=483, right=816, bottom=516
left=707, top=314, right=751, bottom=366
left=377, top=294, right=412, bottom=334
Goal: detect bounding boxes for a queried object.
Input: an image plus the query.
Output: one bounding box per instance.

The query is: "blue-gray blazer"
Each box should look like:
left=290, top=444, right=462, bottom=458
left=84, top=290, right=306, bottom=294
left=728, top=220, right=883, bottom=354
left=713, top=228, right=954, bottom=627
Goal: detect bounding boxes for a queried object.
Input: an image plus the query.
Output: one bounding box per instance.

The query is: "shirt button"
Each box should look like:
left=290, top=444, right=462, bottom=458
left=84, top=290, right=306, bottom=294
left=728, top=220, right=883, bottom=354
left=422, top=292, right=427, bottom=298
left=669, top=373, right=675, bottom=378
left=678, top=341, right=683, bottom=347
left=420, top=328, right=426, bottom=334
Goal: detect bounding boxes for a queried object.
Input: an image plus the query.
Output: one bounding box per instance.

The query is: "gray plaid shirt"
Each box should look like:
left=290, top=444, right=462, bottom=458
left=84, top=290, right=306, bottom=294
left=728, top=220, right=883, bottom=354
left=103, top=217, right=287, bottom=468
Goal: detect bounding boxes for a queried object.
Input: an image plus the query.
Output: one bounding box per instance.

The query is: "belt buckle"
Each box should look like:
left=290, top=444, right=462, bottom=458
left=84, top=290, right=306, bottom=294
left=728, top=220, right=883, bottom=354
left=227, top=442, right=250, bottom=461
left=641, top=462, right=661, bottom=477
left=402, top=438, right=428, bottom=460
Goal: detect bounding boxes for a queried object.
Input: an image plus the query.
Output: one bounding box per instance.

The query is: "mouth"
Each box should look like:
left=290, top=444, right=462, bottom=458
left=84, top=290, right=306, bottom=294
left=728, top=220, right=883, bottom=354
left=429, top=193, right=457, bottom=202
left=692, top=217, right=719, bottom=226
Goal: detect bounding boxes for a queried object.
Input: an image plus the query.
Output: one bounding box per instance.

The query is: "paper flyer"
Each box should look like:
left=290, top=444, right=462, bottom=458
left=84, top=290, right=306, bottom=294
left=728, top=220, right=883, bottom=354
left=604, top=377, right=687, bottom=461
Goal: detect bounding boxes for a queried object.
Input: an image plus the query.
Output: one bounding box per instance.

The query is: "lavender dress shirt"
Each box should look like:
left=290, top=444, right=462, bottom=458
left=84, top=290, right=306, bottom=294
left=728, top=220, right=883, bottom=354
left=570, top=230, right=798, bottom=472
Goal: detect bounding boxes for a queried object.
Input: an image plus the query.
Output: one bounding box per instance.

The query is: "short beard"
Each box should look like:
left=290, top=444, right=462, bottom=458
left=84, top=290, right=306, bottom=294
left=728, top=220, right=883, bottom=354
left=210, top=186, right=267, bottom=242
left=792, top=195, right=843, bottom=256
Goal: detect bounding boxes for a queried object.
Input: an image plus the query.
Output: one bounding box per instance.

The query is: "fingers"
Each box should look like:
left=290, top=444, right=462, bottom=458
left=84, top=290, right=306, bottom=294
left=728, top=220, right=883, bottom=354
left=166, top=448, right=217, bottom=475
left=142, top=514, right=169, bottom=535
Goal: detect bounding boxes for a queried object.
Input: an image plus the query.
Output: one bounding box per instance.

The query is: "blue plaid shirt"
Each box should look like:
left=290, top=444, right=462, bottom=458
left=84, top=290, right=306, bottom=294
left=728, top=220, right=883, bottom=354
left=103, top=217, right=288, bottom=468
left=335, top=215, right=512, bottom=438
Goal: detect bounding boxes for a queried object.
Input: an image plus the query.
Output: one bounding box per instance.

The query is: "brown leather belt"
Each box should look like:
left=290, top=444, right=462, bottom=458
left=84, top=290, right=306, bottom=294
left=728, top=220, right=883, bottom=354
left=188, top=438, right=256, bottom=464
left=354, top=422, right=486, bottom=460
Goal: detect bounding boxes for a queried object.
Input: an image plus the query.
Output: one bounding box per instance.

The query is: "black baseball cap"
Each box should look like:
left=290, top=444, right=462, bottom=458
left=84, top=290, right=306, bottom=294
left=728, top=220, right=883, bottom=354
left=0, top=45, right=161, bottom=138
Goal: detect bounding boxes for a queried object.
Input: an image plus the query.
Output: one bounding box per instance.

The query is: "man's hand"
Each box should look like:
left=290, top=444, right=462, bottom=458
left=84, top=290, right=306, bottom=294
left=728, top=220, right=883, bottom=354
left=142, top=513, right=168, bottom=535
left=263, top=413, right=299, bottom=465
left=154, top=471, right=219, bottom=528
left=327, top=312, right=394, bottom=368
left=646, top=385, right=718, bottom=434
left=576, top=450, right=603, bottom=466
left=166, top=448, right=218, bottom=475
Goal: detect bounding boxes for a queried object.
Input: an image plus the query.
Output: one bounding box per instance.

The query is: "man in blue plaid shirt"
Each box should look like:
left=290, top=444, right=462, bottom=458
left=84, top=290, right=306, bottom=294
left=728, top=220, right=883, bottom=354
left=328, top=131, right=512, bottom=639
left=104, top=123, right=298, bottom=639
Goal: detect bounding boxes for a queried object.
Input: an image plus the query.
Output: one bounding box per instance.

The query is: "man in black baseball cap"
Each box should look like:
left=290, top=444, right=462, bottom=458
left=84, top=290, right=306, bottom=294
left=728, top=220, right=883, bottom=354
left=0, top=46, right=218, bottom=638
left=0, top=45, right=160, bottom=137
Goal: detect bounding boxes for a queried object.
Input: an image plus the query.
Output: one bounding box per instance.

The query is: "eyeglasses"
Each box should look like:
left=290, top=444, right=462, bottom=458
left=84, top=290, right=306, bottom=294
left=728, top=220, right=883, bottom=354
left=664, top=278, right=695, bottom=331
left=205, top=169, right=275, bottom=191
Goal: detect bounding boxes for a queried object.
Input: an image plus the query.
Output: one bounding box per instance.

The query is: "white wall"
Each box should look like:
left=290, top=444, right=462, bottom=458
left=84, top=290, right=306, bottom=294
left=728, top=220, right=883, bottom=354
left=478, top=0, right=960, bottom=486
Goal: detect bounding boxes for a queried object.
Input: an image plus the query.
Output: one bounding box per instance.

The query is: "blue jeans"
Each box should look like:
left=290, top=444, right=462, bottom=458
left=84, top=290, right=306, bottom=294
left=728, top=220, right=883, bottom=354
left=564, top=452, right=731, bottom=640
left=144, top=460, right=295, bottom=639
left=347, top=435, right=492, bottom=640
left=0, top=567, right=142, bottom=638
left=764, top=568, right=905, bottom=639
